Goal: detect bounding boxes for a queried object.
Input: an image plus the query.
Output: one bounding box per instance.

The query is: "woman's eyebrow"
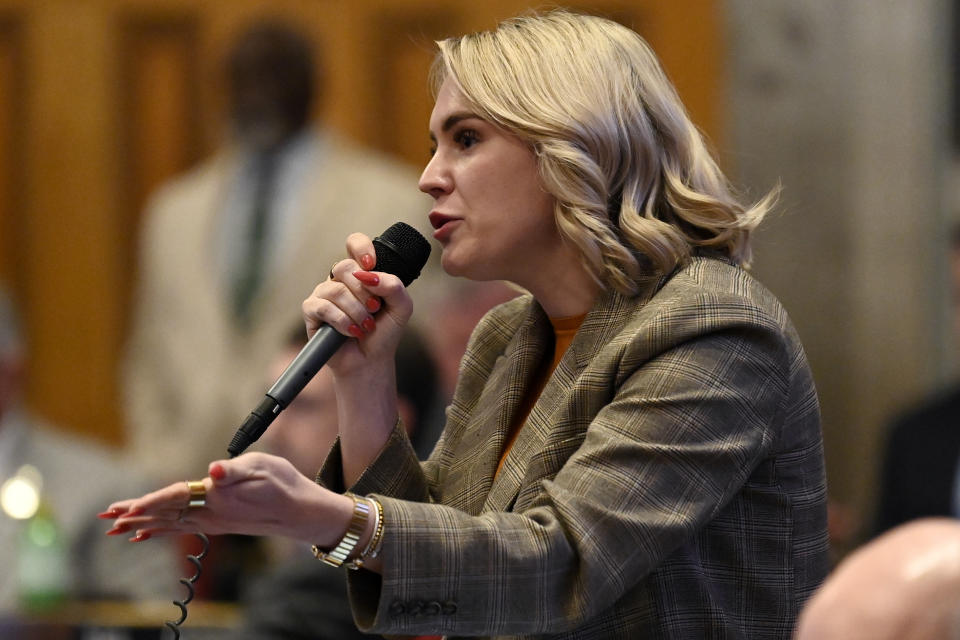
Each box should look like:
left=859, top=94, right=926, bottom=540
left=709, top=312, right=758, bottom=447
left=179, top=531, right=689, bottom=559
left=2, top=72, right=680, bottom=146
left=429, top=111, right=482, bottom=142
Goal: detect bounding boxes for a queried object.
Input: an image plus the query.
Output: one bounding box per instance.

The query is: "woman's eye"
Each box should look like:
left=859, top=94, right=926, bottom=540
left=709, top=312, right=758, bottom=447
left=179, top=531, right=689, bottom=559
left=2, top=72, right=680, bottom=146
left=454, top=129, right=479, bottom=149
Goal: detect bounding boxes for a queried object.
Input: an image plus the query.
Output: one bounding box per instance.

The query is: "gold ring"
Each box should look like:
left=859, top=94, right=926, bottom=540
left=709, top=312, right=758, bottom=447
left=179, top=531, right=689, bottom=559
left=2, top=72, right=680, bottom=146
left=329, top=261, right=339, bottom=280
left=185, top=480, right=206, bottom=508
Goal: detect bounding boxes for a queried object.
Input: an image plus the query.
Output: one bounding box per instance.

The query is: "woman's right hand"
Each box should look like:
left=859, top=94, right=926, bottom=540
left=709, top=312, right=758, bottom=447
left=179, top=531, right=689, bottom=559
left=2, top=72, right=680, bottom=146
left=302, top=232, right=414, bottom=379
left=102, top=453, right=358, bottom=548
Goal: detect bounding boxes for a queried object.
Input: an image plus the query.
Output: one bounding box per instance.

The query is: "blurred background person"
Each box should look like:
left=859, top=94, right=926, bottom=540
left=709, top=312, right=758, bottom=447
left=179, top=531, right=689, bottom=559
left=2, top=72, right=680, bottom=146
left=0, top=286, right=177, bottom=615
left=420, top=280, right=519, bottom=402
left=234, top=324, right=442, bottom=639
left=122, top=18, right=430, bottom=483
left=794, top=517, right=960, bottom=640
left=871, top=223, right=960, bottom=536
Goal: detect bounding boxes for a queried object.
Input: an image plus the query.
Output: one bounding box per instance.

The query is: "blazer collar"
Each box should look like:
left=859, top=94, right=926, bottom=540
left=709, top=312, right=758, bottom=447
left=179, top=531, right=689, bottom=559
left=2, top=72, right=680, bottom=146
left=569, top=267, right=665, bottom=371
left=480, top=271, right=666, bottom=513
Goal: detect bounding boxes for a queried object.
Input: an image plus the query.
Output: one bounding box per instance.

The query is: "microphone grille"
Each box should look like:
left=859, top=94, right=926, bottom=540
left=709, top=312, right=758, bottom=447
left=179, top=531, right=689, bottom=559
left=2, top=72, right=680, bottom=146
left=372, top=222, right=432, bottom=286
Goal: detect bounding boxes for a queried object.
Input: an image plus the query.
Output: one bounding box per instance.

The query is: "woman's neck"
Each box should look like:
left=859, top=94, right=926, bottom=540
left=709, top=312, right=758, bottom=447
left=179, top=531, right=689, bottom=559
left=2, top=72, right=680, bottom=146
left=518, top=253, right=601, bottom=319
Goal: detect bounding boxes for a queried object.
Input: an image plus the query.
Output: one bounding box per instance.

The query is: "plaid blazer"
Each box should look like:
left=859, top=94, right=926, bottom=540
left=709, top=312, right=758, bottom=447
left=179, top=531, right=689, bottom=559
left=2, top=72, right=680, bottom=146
left=321, top=255, right=829, bottom=639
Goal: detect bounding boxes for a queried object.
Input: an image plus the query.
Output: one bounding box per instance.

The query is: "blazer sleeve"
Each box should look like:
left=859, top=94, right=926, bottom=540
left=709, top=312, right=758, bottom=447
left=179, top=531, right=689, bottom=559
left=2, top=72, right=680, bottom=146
left=331, top=298, right=794, bottom=637
left=316, top=420, right=434, bottom=501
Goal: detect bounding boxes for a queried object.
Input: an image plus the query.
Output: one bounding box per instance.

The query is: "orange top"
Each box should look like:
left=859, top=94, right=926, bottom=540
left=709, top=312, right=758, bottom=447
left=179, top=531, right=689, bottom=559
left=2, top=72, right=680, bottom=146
left=494, top=313, right=587, bottom=478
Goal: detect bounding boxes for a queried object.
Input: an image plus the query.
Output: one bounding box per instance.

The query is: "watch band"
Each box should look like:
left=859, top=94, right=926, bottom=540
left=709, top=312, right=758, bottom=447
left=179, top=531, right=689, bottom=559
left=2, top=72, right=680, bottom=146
left=311, top=492, right=370, bottom=568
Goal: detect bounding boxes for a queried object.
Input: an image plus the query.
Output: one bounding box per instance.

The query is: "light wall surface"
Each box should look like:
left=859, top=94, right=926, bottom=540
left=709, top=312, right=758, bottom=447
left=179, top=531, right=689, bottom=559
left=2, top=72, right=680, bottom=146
left=726, top=0, right=955, bottom=544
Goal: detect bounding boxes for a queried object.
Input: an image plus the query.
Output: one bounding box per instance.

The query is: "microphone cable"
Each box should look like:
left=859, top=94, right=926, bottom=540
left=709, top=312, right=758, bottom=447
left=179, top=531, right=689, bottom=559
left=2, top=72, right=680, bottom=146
left=164, top=532, right=209, bottom=639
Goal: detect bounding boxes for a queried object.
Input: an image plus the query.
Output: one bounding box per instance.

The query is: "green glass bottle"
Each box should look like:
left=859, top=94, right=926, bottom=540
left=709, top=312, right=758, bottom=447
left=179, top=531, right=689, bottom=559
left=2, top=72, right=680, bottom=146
left=16, top=484, right=69, bottom=612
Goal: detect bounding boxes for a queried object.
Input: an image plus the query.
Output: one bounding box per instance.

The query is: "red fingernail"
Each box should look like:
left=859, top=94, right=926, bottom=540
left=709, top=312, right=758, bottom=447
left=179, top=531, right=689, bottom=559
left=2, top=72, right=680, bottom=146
left=209, top=463, right=225, bottom=480
left=126, top=506, right=144, bottom=517
left=98, top=509, right=120, bottom=519
left=348, top=324, right=364, bottom=339
left=362, top=317, right=376, bottom=332
left=353, top=271, right=379, bottom=285
left=130, top=531, right=151, bottom=542
left=360, top=254, right=375, bottom=270
left=365, top=297, right=381, bottom=312
left=106, top=523, right=131, bottom=536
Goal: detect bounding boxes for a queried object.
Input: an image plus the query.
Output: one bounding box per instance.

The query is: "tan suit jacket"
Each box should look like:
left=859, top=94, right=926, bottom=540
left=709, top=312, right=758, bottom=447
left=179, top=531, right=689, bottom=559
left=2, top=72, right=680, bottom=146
left=124, top=131, right=430, bottom=479
left=322, top=255, right=829, bottom=639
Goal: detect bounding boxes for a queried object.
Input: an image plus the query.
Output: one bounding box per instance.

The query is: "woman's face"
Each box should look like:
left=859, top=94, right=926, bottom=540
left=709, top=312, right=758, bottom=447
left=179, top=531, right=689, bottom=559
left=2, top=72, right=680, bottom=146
left=419, top=79, right=560, bottom=282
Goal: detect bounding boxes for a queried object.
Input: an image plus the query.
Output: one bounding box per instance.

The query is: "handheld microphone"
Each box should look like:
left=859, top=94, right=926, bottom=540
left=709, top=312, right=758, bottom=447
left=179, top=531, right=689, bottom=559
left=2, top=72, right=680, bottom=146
left=227, top=222, right=431, bottom=457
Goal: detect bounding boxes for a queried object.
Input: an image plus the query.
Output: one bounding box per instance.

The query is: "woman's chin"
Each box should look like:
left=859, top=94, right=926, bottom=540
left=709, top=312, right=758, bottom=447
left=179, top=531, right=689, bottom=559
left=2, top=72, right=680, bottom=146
left=441, top=250, right=509, bottom=283
left=440, top=251, right=467, bottom=278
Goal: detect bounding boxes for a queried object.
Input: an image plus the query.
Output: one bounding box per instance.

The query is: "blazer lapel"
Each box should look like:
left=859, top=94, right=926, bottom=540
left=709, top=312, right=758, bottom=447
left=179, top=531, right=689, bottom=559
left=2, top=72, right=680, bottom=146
left=483, top=283, right=665, bottom=513
left=484, top=348, right=573, bottom=513
left=570, top=274, right=664, bottom=372
left=448, top=301, right=552, bottom=516
left=483, top=296, right=616, bottom=513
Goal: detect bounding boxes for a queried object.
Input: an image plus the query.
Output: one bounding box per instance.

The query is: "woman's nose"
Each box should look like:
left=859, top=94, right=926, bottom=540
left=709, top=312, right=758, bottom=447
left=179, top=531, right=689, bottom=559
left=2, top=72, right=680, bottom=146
left=419, top=153, right=452, bottom=197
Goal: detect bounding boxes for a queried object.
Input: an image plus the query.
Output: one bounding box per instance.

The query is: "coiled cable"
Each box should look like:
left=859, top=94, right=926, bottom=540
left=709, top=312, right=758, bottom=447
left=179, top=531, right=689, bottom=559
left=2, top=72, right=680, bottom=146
left=164, top=532, right=209, bottom=639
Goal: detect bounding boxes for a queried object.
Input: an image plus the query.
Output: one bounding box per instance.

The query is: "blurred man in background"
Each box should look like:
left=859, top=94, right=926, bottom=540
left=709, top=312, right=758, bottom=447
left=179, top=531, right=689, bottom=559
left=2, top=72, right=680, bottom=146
left=123, top=19, right=429, bottom=482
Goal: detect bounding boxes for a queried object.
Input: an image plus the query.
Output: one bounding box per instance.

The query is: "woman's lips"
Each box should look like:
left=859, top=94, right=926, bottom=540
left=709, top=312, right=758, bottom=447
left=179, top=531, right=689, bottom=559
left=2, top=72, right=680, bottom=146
left=429, top=212, right=460, bottom=241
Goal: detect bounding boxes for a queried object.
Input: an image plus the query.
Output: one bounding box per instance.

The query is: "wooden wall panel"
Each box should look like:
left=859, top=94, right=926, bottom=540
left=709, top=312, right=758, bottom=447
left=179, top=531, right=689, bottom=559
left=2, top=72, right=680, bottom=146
left=645, top=0, right=722, bottom=149
left=22, top=3, right=124, bottom=442
left=0, top=13, right=24, bottom=296
left=118, top=12, right=202, bottom=311
left=372, top=8, right=461, bottom=168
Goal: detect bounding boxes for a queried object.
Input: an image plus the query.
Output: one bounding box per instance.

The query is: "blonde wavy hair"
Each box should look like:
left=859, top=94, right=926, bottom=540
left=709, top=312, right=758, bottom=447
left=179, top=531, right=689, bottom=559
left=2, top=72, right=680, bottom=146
left=432, top=10, right=775, bottom=296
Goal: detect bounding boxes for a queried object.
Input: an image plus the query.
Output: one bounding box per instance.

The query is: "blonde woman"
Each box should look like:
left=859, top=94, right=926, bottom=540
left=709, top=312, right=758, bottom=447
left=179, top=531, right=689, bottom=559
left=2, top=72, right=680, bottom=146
left=105, top=11, right=828, bottom=638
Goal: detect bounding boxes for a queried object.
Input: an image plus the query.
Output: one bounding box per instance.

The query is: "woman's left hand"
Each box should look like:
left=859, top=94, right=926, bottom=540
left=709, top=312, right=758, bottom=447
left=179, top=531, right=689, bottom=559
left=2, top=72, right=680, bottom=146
left=99, top=453, right=353, bottom=546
